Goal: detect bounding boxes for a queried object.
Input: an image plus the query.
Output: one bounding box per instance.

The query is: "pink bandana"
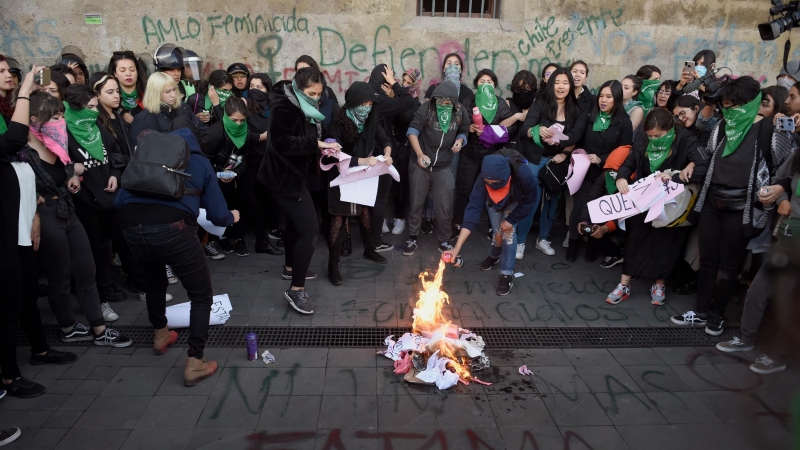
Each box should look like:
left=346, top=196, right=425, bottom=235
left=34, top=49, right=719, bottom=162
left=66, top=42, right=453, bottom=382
left=30, top=119, right=70, bottom=165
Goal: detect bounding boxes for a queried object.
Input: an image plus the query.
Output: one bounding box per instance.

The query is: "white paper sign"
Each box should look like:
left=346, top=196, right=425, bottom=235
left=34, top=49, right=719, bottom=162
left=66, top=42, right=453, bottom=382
left=339, top=175, right=380, bottom=206
left=166, top=294, right=232, bottom=329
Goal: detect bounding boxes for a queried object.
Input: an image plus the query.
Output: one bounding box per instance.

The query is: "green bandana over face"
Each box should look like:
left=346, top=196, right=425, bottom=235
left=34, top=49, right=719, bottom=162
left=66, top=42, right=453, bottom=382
left=291, top=79, right=325, bottom=123
left=120, top=88, right=139, bottom=110
left=475, top=83, right=497, bottom=124
left=605, top=171, right=618, bottom=194
left=435, top=99, right=453, bottom=134
left=204, top=89, right=233, bottom=111
left=223, top=114, right=248, bottom=149
left=0, top=116, right=7, bottom=135
left=646, top=127, right=675, bottom=172
left=624, top=99, right=643, bottom=114
left=346, top=104, right=371, bottom=133
left=593, top=111, right=611, bottom=132
left=721, top=92, right=761, bottom=158
left=639, top=79, right=660, bottom=112
left=63, top=102, right=104, bottom=161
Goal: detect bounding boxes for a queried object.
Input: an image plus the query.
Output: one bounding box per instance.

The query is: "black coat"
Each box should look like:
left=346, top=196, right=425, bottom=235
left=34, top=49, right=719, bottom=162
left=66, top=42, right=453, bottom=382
left=67, top=125, right=124, bottom=211
left=128, top=103, right=203, bottom=147
left=0, top=119, right=29, bottom=271
left=200, top=121, right=262, bottom=174
left=517, top=102, right=584, bottom=164
left=461, top=93, right=514, bottom=160
left=576, top=112, right=634, bottom=181
left=576, top=88, right=596, bottom=114
left=617, top=127, right=708, bottom=185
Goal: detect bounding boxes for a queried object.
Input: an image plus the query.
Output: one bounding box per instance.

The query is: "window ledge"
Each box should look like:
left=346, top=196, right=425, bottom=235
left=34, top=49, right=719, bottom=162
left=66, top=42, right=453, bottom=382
left=402, top=15, right=503, bottom=31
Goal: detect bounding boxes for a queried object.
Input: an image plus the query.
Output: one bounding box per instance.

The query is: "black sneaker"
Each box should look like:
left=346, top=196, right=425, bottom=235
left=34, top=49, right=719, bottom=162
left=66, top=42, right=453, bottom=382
left=403, top=239, right=418, bottom=256
left=670, top=310, right=708, bottom=326
left=421, top=219, right=434, bottom=235
left=29, top=349, right=77, bottom=366
left=705, top=313, right=725, bottom=336
left=98, top=283, right=126, bottom=302
left=487, top=228, right=494, bottom=241
left=374, top=242, right=394, bottom=252
left=218, top=238, right=235, bottom=253
left=0, top=427, right=21, bottom=446
left=1, top=377, right=46, bottom=398
left=599, top=256, right=624, bottom=269
left=285, top=289, right=314, bottom=314
left=438, top=241, right=454, bottom=253
left=268, top=229, right=284, bottom=240
left=255, top=238, right=283, bottom=255
left=233, top=239, right=249, bottom=257
left=341, top=234, right=352, bottom=257
left=496, top=275, right=514, bottom=296
left=281, top=268, right=317, bottom=280
left=363, top=249, right=388, bottom=264
left=93, top=328, right=133, bottom=348
left=60, top=323, right=93, bottom=343
left=203, top=242, right=226, bottom=260
left=479, top=255, right=500, bottom=271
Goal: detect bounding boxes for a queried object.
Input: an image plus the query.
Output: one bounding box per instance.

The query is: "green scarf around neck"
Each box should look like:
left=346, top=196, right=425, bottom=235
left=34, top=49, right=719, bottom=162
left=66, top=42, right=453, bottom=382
left=223, top=114, right=248, bottom=149
left=605, top=171, right=618, bottom=194
left=435, top=100, right=453, bottom=134
left=639, top=79, right=660, bottom=112
left=204, top=89, right=233, bottom=111
left=63, top=101, right=104, bottom=161
left=475, top=84, right=497, bottom=124
left=120, top=88, right=139, bottom=110
left=0, top=115, right=7, bottom=135
left=646, top=127, right=675, bottom=172
left=721, top=92, right=762, bottom=158
left=291, top=79, right=325, bottom=123
left=593, top=111, right=612, bottom=132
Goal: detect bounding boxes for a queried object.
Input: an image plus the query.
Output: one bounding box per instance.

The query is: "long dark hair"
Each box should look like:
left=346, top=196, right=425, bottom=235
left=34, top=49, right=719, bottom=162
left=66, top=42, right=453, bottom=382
left=623, top=75, right=642, bottom=100
left=333, top=108, right=359, bottom=145
left=539, top=63, right=559, bottom=92
left=473, top=68, right=498, bottom=88
left=0, top=54, right=14, bottom=117
left=108, top=52, right=146, bottom=101
left=295, top=55, right=321, bottom=72
left=590, top=80, right=626, bottom=126
left=247, top=73, right=273, bottom=117
left=762, top=86, right=788, bottom=117
left=29, top=90, right=64, bottom=132
left=224, top=96, right=247, bottom=117
left=539, top=67, right=578, bottom=124
left=643, top=108, right=675, bottom=132
left=441, top=52, right=464, bottom=77
left=88, top=72, right=120, bottom=139
left=64, top=83, right=97, bottom=110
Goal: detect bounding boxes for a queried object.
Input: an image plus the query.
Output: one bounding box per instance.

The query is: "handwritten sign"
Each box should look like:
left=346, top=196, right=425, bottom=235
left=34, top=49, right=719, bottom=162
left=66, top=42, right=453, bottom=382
left=166, top=294, right=232, bottom=328
left=588, top=174, right=684, bottom=224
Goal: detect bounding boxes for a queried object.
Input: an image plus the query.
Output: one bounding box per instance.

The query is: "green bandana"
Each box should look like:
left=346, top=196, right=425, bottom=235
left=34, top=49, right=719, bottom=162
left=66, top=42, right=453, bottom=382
left=721, top=92, right=762, bottom=158
left=639, top=79, right=660, bottom=112
left=63, top=102, right=104, bottom=161
left=530, top=125, right=543, bottom=147
left=346, top=104, right=371, bottom=133
left=291, top=79, right=325, bottom=123
left=593, top=111, right=611, bottom=132
left=475, top=84, right=497, bottom=124
left=223, top=114, right=248, bottom=149
left=204, top=89, right=233, bottom=111
left=0, top=116, right=7, bottom=135
left=435, top=100, right=453, bottom=134
left=624, top=99, right=643, bottom=114
left=646, top=127, right=675, bottom=172
left=120, top=88, right=139, bottom=110
left=605, top=171, right=618, bottom=194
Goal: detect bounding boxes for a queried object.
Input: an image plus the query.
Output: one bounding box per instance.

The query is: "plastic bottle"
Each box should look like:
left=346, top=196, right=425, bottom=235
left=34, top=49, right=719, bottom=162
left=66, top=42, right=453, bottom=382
left=246, top=331, right=258, bottom=361
left=217, top=171, right=237, bottom=179
left=472, top=107, right=484, bottom=133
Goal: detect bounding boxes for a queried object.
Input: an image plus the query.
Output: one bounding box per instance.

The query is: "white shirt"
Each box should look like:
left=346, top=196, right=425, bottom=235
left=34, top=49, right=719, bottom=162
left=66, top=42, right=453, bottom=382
left=11, top=162, right=37, bottom=246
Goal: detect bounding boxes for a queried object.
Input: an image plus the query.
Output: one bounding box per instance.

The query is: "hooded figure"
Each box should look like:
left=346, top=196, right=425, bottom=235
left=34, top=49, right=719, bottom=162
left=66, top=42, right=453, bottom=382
left=367, top=64, right=418, bottom=145
left=227, top=63, right=251, bottom=98
left=57, top=45, right=89, bottom=84
left=406, top=81, right=470, bottom=171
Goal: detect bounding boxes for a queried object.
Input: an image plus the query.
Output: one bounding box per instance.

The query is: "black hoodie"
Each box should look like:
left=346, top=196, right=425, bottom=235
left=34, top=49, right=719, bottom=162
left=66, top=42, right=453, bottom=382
left=367, top=64, right=419, bottom=146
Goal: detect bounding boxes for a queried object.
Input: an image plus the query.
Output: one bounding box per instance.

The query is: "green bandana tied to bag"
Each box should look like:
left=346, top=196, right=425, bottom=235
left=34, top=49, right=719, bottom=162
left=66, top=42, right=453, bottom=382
left=593, top=111, right=612, bottom=132
left=475, top=84, right=497, bottom=124
left=435, top=99, right=453, bottom=133
left=639, top=79, right=660, bottom=112
left=120, top=89, right=139, bottom=110
left=605, top=171, right=618, bottom=194
left=204, top=89, right=233, bottom=111
left=624, top=99, right=643, bottom=114
left=63, top=101, right=104, bottom=161
left=646, top=127, right=675, bottom=172
left=346, top=104, right=371, bottom=133
left=291, top=79, right=325, bottom=123
left=721, top=92, right=762, bottom=158
left=223, top=114, right=248, bottom=149
left=0, top=116, right=7, bottom=135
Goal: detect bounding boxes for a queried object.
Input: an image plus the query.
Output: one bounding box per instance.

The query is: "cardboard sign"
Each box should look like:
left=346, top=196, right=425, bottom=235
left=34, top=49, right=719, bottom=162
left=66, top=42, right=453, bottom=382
left=588, top=174, right=685, bottom=224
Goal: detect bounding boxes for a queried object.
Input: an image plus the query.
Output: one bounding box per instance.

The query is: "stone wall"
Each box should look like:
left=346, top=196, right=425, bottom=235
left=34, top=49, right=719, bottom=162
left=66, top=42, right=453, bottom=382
left=0, top=0, right=785, bottom=97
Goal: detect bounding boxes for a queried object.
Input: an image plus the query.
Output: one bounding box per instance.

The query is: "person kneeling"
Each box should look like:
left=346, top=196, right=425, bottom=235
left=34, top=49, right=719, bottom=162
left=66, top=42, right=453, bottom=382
left=443, top=150, right=538, bottom=296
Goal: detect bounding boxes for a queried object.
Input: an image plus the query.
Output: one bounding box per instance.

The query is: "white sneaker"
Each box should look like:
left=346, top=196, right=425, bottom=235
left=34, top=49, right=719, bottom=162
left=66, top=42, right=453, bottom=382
left=515, top=243, right=526, bottom=260
left=382, top=219, right=391, bottom=234
left=166, top=265, right=177, bottom=285
left=392, top=219, right=405, bottom=235
left=535, top=238, right=555, bottom=256
left=101, top=302, right=119, bottom=322
left=562, top=234, right=570, bottom=248
left=140, top=292, right=173, bottom=302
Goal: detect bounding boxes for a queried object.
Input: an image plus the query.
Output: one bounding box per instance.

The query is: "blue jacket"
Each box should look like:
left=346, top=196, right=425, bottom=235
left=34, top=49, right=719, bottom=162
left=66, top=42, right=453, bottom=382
left=461, top=153, right=538, bottom=232
left=114, top=128, right=234, bottom=227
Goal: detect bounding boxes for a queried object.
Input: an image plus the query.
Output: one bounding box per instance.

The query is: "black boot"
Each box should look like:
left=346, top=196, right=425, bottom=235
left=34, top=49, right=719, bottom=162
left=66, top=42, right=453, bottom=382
left=98, top=283, right=126, bottom=303
left=363, top=247, right=388, bottom=264
left=584, top=239, right=597, bottom=263
left=566, top=239, right=580, bottom=263
left=328, top=262, right=343, bottom=285
left=255, top=231, right=284, bottom=255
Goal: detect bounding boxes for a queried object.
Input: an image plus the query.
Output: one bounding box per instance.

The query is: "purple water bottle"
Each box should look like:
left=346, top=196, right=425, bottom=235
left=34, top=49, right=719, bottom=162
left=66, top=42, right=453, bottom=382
left=246, top=331, right=258, bottom=361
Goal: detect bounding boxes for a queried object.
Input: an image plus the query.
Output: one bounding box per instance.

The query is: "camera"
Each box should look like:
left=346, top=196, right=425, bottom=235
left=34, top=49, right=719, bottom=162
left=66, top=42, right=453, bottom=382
left=580, top=224, right=595, bottom=235
left=777, top=116, right=796, bottom=132
left=759, top=0, right=800, bottom=40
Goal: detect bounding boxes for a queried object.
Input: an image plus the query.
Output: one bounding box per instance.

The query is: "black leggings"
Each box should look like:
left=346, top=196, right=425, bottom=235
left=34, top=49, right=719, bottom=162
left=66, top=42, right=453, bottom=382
left=329, top=208, right=372, bottom=264
left=220, top=167, right=269, bottom=240
left=271, top=187, right=319, bottom=288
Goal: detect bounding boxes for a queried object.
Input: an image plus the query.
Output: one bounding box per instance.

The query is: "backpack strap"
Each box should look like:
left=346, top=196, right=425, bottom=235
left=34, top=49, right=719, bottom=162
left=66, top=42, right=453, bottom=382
left=185, top=188, right=203, bottom=197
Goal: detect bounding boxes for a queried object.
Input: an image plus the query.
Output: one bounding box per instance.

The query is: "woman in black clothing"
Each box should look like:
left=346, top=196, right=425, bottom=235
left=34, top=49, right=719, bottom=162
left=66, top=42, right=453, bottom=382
left=90, top=73, right=133, bottom=158
left=672, top=95, right=718, bottom=148
left=602, top=109, right=708, bottom=306
left=570, top=60, right=595, bottom=114
left=424, top=53, right=473, bottom=104
left=294, top=55, right=339, bottom=116
left=108, top=51, right=146, bottom=124
left=257, top=68, right=340, bottom=315
left=227, top=63, right=251, bottom=98
left=567, top=80, right=633, bottom=262
left=505, top=70, right=537, bottom=150
left=129, top=72, right=203, bottom=147
left=325, top=82, right=394, bottom=284
left=187, top=70, right=232, bottom=124
left=538, top=64, right=559, bottom=95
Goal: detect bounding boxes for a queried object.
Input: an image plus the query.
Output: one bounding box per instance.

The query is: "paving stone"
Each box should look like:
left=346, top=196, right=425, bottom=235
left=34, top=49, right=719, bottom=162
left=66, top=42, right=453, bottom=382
left=563, top=349, right=619, bottom=367
left=318, top=395, right=378, bottom=429
left=645, top=391, right=723, bottom=424
left=670, top=364, right=739, bottom=391
left=519, top=349, right=575, bottom=367
left=540, top=393, right=612, bottom=427
left=270, top=348, right=329, bottom=368
left=55, top=428, right=130, bottom=450
left=256, top=395, right=322, bottom=429
left=695, top=390, right=787, bottom=423
left=615, top=423, right=755, bottom=450
left=327, top=348, right=378, bottom=367
left=102, top=366, right=171, bottom=396
left=557, top=426, right=630, bottom=450
left=531, top=366, right=591, bottom=395
left=323, top=367, right=377, bottom=396
left=21, top=428, right=69, bottom=449
left=156, top=366, right=223, bottom=396
left=124, top=347, right=183, bottom=367
left=42, top=410, right=84, bottom=428
left=73, top=379, right=110, bottom=395
left=651, top=347, right=711, bottom=365
left=43, top=379, right=83, bottom=395
left=497, top=426, right=565, bottom=450
left=0, top=410, right=53, bottom=428
left=121, top=429, right=193, bottom=450
left=594, top=392, right=667, bottom=425
left=576, top=365, right=642, bottom=394
left=314, top=429, right=377, bottom=450
left=486, top=394, right=556, bottom=428
left=608, top=348, right=664, bottom=366
left=624, top=365, right=693, bottom=393
left=135, top=395, right=207, bottom=429
left=73, top=395, right=151, bottom=429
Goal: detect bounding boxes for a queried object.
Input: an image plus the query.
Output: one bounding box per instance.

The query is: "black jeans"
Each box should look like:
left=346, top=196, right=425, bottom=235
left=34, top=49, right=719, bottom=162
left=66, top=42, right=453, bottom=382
left=271, top=187, right=319, bottom=288
left=0, top=246, right=49, bottom=380
left=369, top=174, right=392, bottom=245
left=38, top=202, right=105, bottom=328
left=123, top=220, right=212, bottom=359
left=390, top=145, right=411, bottom=220
left=695, top=200, right=750, bottom=316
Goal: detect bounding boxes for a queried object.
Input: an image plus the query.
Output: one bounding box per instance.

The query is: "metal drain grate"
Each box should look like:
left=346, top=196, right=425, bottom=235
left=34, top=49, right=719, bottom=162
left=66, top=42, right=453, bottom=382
left=19, top=325, right=737, bottom=349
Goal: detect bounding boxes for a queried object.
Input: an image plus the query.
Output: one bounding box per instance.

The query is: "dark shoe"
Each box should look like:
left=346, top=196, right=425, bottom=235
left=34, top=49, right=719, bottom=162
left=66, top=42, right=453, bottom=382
left=233, top=239, right=249, bottom=257
left=438, top=240, right=454, bottom=253
left=328, top=262, right=343, bottom=286
left=584, top=242, right=597, bottom=263
left=93, top=328, right=133, bottom=348
left=0, top=428, right=21, bottom=446
left=421, top=219, right=434, bottom=235
left=28, top=349, right=77, bottom=366
left=275, top=239, right=284, bottom=248
left=565, top=240, right=579, bottom=263
left=704, top=313, right=725, bottom=336
left=218, top=238, right=235, bottom=253
left=496, top=275, right=514, bottom=296
left=600, top=256, right=624, bottom=269
left=374, top=241, right=394, bottom=252
left=670, top=310, right=708, bottom=326
left=1, top=377, right=46, bottom=398
left=284, top=289, right=314, bottom=314
left=203, top=242, right=226, bottom=260
left=60, top=323, right=93, bottom=343
left=98, top=283, right=126, bottom=303
left=363, top=249, right=388, bottom=264
left=675, top=278, right=698, bottom=295
left=402, top=239, right=418, bottom=256
left=255, top=237, right=284, bottom=255
left=281, top=267, right=317, bottom=280
left=479, top=255, right=500, bottom=271
left=487, top=228, right=494, bottom=241
left=268, top=229, right=284, bottom=240
left=341, top=234, right=352, bottom=257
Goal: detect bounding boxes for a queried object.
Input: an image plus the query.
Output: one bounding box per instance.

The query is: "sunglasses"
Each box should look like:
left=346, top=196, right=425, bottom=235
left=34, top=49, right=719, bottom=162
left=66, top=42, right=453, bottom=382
left=231, top=73, right=248, bottom=79
left=112, top=51, right=136, bottom=60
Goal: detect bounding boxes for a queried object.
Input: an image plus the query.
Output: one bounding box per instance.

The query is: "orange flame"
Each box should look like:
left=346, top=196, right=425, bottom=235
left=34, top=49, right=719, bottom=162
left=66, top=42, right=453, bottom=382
left=412, top=261, right=471, bottom=380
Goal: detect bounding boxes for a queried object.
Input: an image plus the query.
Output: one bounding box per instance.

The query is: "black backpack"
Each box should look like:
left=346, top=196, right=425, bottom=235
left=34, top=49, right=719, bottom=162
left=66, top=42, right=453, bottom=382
left=121, top=130, right=198, bottom=200
left=538, top=158, right=570, bottom=198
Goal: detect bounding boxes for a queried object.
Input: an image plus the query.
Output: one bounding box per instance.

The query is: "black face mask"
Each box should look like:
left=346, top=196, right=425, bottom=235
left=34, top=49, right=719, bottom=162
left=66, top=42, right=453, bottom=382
left=512, top=91, right=535, bottom=110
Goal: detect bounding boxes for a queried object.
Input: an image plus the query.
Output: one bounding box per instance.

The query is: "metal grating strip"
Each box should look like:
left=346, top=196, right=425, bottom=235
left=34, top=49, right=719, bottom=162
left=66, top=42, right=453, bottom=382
left=19, top=325, right=738, bottom=349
